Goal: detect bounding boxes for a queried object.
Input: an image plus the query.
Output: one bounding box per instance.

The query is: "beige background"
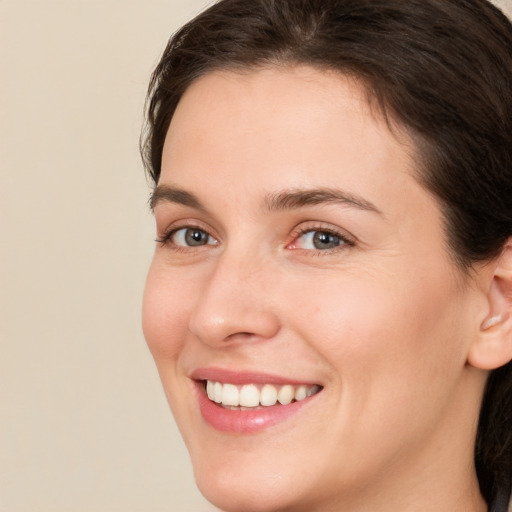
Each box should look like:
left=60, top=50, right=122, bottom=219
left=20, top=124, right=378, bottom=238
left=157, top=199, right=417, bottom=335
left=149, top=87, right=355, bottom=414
left=1, top=1, right=511, bottom=511
left=0, top=1, right=217, bottom=511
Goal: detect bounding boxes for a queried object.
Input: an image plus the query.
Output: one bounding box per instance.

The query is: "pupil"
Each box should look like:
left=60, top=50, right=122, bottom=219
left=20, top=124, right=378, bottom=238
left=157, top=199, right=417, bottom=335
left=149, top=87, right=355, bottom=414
left=313, top=231, right=340, bottom=249
left=186, top=229, right=207, bottom=246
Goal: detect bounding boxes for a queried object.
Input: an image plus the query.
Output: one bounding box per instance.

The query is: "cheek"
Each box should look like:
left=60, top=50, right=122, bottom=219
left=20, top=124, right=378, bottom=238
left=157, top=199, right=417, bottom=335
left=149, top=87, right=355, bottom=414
left=285, top=268, right=472, bottom=475
left=286, top=264, right=469, bottom=411
left=142, top=262, right=194, bottom=361
left=142, top=263, right=201, bottom=428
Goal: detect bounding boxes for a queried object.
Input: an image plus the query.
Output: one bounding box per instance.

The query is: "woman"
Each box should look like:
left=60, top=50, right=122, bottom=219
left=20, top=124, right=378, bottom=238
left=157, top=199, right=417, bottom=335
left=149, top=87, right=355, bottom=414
left=141, top=1, right=512, bottom=510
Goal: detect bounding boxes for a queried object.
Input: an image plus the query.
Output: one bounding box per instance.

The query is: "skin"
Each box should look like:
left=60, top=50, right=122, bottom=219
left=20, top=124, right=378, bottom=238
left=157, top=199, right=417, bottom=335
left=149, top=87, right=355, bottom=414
left=142, top=66, right=492, bottom=512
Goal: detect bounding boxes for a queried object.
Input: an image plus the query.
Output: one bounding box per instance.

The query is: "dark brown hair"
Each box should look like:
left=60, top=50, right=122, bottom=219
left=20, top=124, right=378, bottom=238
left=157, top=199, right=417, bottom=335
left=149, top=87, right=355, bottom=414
left=141, top=0, right=512, bottom=506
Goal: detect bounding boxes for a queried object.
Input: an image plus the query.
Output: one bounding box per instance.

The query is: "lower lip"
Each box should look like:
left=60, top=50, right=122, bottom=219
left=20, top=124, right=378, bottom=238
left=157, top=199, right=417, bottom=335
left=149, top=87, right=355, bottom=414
left=195, top=382, right=316, bottom=434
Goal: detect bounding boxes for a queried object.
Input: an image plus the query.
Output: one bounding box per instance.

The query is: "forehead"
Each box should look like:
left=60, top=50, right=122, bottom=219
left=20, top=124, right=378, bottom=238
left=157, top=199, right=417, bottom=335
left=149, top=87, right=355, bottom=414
left=169, top=66, right=391, bottom=139
left=162, top=66, right=416, bottom=189
left=176, top=65, right=374, bottom=117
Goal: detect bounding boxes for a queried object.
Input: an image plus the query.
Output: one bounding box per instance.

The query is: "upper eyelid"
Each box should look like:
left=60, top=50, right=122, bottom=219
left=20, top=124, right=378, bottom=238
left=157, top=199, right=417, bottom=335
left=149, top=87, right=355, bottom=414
left=155, top=223, right=217, bottom=247
left=155, top=218, right=356, bottom=248
left=290, top=229, right=354, bottom=249
left=289, top=221, right=356, bottom=242
left=157, top=218, right=217, bottom=237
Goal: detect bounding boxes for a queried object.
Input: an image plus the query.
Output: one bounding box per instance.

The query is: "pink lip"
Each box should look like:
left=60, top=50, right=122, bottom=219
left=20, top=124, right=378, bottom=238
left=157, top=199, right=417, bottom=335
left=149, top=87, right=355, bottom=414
left=190, top=367, right=319, bottom=386
left=190, top=368, right=322, bottom=434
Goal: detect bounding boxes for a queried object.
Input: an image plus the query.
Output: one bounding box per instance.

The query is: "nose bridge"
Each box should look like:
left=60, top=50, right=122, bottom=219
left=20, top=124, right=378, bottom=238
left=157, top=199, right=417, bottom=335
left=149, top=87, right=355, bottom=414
left=188, top=245, right=280, bottom=345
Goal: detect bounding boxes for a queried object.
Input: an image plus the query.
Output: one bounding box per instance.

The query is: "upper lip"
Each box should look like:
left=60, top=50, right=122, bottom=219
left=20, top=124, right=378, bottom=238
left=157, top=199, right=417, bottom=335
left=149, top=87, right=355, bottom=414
left=190, top=367, right=322, bottom=387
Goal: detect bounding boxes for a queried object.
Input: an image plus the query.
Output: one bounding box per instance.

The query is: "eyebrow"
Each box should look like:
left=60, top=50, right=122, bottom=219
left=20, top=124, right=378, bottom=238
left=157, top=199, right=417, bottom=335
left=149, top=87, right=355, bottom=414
left=263, top=188, right=382, bottom=214
left=150, top=184, right=382, bottom=215
left=150, top=185, right=205, bottom=211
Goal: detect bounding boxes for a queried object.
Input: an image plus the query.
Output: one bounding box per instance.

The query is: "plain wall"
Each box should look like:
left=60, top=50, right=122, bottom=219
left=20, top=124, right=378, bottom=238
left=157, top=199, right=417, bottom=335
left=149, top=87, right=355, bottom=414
left=0, top=1, right=217, bottom=511
left=1, top=1, right=511, bottom=511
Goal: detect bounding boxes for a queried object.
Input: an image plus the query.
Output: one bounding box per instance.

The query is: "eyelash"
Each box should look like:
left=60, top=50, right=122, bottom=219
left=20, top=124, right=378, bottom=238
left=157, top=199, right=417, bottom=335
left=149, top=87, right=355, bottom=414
left=155, top=223, right=355, bottom=254
left=155, top=224, right=217, bottom=249
left=288, top=225, right=355, bottom=253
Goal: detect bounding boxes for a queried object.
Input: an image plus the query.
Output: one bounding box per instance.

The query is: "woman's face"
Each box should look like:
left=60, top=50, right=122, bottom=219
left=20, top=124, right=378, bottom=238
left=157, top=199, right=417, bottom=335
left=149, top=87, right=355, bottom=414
left=143, top=67, right=484, bottom=511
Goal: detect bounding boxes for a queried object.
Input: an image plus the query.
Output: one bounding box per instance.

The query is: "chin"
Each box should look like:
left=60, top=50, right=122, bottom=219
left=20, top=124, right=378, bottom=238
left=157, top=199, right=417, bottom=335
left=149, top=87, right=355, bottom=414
left=187, top=439, right=338, bottom=512
left=182, top=435, right=310, bottom=512
left=195, top=471, right=304, bottom=512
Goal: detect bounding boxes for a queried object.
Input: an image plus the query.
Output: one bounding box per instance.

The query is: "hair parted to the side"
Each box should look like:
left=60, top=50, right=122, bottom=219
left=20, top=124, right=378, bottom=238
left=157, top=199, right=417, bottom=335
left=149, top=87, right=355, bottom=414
left=141, top=0, right=512, bottom=506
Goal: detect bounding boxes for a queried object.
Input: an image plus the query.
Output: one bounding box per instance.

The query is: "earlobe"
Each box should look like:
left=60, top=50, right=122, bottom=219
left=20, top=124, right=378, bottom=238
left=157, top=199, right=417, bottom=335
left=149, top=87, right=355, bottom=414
left=468, top=244, right=512, bottom=371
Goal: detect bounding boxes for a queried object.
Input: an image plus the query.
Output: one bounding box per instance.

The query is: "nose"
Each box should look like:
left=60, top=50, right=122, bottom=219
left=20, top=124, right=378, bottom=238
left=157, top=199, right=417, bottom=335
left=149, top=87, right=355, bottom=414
left=188, top=249, right=281, bottom=347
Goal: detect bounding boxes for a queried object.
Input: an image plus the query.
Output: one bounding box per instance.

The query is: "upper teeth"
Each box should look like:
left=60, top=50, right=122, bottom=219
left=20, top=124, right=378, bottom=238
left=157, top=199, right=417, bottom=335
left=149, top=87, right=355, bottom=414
left=206, top=381, right=321, bottom=408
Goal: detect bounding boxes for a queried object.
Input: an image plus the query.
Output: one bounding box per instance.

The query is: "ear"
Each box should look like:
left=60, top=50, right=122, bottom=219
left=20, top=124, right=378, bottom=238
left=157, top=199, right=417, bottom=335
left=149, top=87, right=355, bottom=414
left=467, top=243, right=512, bottom=370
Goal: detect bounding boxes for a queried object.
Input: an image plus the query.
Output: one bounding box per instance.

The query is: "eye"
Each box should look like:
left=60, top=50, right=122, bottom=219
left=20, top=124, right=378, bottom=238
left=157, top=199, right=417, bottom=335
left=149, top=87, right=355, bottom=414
left=288, top=228, right=353, bottom=251
left=158, top=226, right=218, bottom=248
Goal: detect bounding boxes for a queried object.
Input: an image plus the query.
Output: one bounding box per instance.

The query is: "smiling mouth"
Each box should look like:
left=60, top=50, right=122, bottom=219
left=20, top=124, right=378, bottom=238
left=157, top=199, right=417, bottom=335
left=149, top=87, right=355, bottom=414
left=204, top=380, right=322, bottom=409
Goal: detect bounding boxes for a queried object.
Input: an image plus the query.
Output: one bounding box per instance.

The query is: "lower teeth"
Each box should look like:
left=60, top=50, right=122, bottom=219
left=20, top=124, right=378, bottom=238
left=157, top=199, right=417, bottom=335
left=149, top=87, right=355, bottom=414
left=221, top=402, right=297, bottom=410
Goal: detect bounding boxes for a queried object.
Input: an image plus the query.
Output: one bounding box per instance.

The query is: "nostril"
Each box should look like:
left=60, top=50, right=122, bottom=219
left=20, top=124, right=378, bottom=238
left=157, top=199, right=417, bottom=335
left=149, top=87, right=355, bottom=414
left=226, top=332, right=255, bottom=340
